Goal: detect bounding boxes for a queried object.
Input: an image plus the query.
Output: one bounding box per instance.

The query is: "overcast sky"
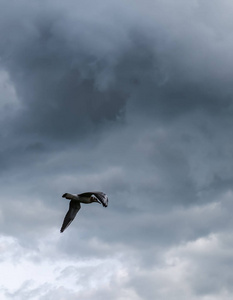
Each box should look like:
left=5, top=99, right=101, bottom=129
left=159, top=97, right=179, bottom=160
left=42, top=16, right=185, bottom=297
left=1, top=0, right=233, bottom=299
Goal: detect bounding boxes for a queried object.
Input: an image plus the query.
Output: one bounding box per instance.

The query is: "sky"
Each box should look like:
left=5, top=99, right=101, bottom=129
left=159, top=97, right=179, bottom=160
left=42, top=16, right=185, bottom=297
left=1, top=0, right=233, bottom=299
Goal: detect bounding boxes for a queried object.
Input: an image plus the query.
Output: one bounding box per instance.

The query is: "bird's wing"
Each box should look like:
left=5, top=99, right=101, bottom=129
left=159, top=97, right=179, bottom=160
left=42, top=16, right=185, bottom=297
left=60, top=200, right=81, bottom=233
left=78, top=191, right=108, bottom=207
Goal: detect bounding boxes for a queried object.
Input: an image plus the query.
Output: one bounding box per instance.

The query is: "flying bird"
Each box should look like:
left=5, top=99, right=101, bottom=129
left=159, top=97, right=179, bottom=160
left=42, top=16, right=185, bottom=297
left=60, top=192, right=108, bottom=232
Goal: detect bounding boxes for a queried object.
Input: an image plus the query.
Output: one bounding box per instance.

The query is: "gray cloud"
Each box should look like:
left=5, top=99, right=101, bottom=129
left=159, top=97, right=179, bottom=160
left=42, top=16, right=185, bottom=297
left=1, top=0, right=233, bottom=299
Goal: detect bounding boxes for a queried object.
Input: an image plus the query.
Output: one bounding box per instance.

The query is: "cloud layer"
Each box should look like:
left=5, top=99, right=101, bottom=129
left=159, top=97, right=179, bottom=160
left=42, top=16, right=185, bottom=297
left=1, top=0, right=233, bottom=299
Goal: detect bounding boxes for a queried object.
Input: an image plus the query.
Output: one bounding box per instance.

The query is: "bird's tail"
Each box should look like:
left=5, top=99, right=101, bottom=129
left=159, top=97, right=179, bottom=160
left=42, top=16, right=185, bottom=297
left=62, top=193, right=79, bottom=201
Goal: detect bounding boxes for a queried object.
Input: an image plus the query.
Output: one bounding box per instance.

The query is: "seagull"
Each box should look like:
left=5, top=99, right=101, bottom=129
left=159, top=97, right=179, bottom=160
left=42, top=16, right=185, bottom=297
left=60, top=192, right=108, bottom=233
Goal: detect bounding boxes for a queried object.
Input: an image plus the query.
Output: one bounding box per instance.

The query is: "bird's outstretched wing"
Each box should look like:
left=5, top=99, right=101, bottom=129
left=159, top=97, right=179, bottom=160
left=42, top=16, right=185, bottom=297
left=60, top=200, right=81, bottom=233
left=78, top=191, right=108, bottom=207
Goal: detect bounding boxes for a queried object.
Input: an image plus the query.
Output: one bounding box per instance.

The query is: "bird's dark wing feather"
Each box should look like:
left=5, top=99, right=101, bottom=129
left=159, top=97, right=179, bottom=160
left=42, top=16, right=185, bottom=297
left=60, top=200, right=81, bottom=233
left=78, top=191, right=108, bottom=207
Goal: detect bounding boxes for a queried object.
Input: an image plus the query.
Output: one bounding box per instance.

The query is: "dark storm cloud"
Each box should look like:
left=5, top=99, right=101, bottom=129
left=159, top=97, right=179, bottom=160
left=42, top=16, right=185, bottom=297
left=1, top=0, right=233, bottom=299
left=0, top=0, right=232, bottom=174
left=0, top=0, right=129, bottom=143
left=1, top=0, right=232, bottom=146
left=0, top=0, right=231, bottom=235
